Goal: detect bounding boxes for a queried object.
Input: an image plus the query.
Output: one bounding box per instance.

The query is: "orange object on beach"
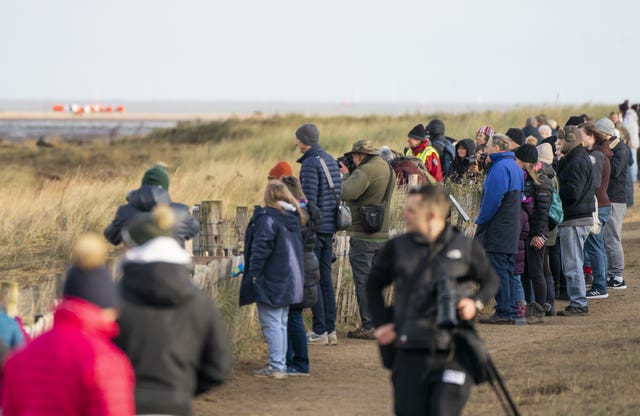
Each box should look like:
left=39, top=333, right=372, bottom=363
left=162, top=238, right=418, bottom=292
left=115, top=105, right=125, bottom=112
left=52, top=104, right=65, bottom=112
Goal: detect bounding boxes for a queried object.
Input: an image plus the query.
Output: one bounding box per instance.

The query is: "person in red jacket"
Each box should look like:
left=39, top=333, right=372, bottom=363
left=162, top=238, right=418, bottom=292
left=1, top=233, right=135, bottom=416
left=404, top=124, right=444, bottom=182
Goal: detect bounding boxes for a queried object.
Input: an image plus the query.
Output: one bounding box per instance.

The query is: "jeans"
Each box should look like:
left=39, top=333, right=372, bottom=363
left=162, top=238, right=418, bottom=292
left=584, top=206, right=611, bottom=292
left=257, top=303, right=289, bottom=372
left=630, top=147, right=638, bottom=184
left=349, top=237, right=386, bottom=329
left=286, top=307, right=309, bottom=373
left=604, top=203, right=627, bottom=280
left=487, top=253, right=516, bottom=319
left=311, top=233, right=336, bottom=334
left=558, top=226, right=590, bottom=308
left=513, top=275, right=525, bottom=303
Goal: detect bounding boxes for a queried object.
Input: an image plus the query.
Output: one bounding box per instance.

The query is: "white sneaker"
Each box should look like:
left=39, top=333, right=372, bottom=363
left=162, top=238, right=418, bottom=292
left=328, top=331, right=338, bottom=346
left=307, top=331, right=329, bottom=345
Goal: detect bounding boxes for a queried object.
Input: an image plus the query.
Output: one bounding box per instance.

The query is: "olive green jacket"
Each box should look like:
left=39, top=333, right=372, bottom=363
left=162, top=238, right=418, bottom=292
left=341, top=155, right=396, bottom=241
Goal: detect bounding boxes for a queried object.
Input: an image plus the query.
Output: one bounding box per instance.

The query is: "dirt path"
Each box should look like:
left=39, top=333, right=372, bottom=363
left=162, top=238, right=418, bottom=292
left=195, top=221, right=640, bottom=416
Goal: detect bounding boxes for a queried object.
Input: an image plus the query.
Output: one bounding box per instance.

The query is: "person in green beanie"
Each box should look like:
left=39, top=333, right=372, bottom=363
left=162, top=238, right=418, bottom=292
left=104, top=165, right=199, bottom=248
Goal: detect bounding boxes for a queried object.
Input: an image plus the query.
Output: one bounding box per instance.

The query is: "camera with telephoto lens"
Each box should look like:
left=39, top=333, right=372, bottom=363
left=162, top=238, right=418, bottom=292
left=337, top=153, right=356, bottom=173
left=436, top=274, right=459, bottom=329
left=467, top=155, right=478, bottom=164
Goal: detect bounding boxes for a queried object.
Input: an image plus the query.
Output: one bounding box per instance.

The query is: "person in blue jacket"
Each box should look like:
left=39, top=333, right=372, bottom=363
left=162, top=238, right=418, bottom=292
left=240, top=180, right=305, bottom=379
left=475, top=134, right=524, bottom=325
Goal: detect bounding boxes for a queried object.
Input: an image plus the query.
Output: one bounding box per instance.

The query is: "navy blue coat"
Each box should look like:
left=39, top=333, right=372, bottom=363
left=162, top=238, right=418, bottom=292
left=297, top=145, right=341, bottom=234
left=475, top=152, right=523, bottom=254
left=239, top=206, right=304, bottom=308
left=104, top=185, right=200, bottom=248
left=556, top=145, right=596, bottom=221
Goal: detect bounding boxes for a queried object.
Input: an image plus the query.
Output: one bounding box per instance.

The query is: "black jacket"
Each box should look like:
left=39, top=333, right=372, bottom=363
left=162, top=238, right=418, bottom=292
left=556, top=145, right=596, bottom=221
left=607, top=138, right=631, bottom=204
left=115, top=238, right=232, bottom=416
left=104, top=185, right=200, bottom=247
left=294, top=201, right=321, bottom=309
left=367, top=226, right=499, bottom=350
left=446, top=139, right=477, bottom=181
left=524, top=168, right=553, bottom=238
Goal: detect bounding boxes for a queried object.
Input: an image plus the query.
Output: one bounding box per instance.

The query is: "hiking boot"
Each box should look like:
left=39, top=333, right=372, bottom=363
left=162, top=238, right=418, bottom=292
left=252, top=365, right=288, bottom=379
left=586, top=288, right=609, bottom=299
left=607, top=278, right=627, bottom=289
left=307, top=331, right=329, bottom=345
left=557, top=305, right=589, bottom=316
left=479, top=314, right=515, bottom=325
left=347, top=326, right=375, bottom=340
left=525, top=302, right=545, bottom=324
left=328, top=331, right=338, bottom=346
left=544, top=303, right=556, bottom=317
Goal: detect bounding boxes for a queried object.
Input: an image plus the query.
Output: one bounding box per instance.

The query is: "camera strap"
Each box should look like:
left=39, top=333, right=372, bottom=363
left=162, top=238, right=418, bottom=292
left=317, top=156, right=341, bottom=204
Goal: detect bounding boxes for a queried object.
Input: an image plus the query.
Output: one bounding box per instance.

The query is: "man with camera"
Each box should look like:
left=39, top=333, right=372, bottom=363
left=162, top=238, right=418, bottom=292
left=339, top=140, right=396, bottom=340
left=366, top=185, right=499, bottom=416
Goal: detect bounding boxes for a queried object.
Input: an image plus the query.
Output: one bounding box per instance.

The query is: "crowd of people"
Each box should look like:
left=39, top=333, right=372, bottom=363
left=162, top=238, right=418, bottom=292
left=0, top=101, right=638, bottom=415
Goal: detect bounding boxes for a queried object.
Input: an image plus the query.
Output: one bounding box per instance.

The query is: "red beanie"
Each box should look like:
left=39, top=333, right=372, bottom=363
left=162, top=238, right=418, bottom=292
left=268, top=161, right=293, bottom=180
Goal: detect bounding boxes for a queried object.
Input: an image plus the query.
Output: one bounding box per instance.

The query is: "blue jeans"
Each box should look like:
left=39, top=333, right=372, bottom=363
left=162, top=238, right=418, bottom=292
left=514, top=275, right=525, bottom=303
left=311, top=233, right=336, bottom=334
left=286, top=308, right=309, bottom=373
left=257, top=303, right=289, bottom=372
left=488, top=253, right=516, bottom=319
left=559, top=226, right=590, bottom=308
left=584, top=206, right=611, bottom=292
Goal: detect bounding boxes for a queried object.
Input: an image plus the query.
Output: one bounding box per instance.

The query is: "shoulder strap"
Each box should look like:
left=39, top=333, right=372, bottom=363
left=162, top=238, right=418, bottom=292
left=317, top=156, right=340, bottom=203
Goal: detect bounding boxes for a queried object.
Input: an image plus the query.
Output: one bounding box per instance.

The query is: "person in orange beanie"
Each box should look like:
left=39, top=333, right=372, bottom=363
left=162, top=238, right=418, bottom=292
left=268, top=161, right=293, bottom=180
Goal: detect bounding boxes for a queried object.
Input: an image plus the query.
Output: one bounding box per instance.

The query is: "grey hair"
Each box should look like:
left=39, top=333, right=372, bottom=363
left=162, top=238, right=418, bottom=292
left=491, top=134, right=512, bottom=151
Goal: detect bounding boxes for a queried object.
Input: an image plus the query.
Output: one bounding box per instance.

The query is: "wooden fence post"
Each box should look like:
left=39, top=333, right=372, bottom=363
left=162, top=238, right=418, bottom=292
left=408, top=174, right=419, bottom=188
left=200, top=200, right=223, bottom=256
left=192, top=204, right=201, bottom=256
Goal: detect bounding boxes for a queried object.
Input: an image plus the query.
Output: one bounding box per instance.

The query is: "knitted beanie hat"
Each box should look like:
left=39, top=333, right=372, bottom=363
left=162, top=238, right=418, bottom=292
left=295, top=124, right=320, bottom=146
left=268, top=161, right=293, bottom=180
left=505, top=128, right=524, bottom=146
left=515, top=144, right=538, bottom=164
left=63, top=233, right=121, bottom=309
left=408, top=124, right=427, bottom=141
left=476, top=125, right=496, bottom=138
left=142, top=165, right=169, bottom=191
left=536, top=143, right=554, bottom=165
left=595, top=118, right=616, bottom=137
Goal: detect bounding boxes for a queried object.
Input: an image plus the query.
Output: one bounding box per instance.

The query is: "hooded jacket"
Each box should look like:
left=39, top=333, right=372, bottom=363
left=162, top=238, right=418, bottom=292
left=240, top=205, right=304, bottom=307
left=297, top=145, right=341, bottom=234
left=475, top=152, right=524, bottom=254
left=556, top=145, right=596, bottom=222
left=295, top=200, right=321, bottom=308
left=0, top=311, right=24, bottom=349
left=446, top=139, right=477, bottom=180
left=114, top=238, right=232, bottom=416
left=104, top=185, right=200, bottom=247
left=515, top=194, right=533, bottom=276
left=2, top=298, right=135, bottom=416
left=523, top=166, right=553, bottom=238
left=607, top=138, right=632, bottom=204
left=426, top=120, right=456, bottom=174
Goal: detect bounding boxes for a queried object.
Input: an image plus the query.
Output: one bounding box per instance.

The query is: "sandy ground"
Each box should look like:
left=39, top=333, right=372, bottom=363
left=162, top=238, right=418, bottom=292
left=194, top=220, right=640, bottom=416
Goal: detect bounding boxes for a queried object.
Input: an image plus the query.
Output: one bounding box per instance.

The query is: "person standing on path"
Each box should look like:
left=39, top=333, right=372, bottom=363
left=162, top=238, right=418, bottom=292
left=340, top=140, right=396, bottom=339
left=296, top=123, right=341, bottom=346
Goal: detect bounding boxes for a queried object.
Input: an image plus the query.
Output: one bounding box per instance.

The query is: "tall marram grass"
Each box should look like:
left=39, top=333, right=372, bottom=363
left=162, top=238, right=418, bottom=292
left=0, top=105, right=613, bottom=354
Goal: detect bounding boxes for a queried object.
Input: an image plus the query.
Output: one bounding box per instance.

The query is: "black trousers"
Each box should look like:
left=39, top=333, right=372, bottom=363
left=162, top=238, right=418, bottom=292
left=392, top=349, right=472, bottom=416
left=523, top=241, right=547, bottom=305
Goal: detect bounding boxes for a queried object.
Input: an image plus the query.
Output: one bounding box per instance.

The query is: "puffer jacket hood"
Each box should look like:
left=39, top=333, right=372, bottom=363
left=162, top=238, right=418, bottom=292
left=126, top=185, right=172, bottom=211
left=426, top=119, right=445, bottom=138
left=456, top=139, right=476, bottom=156
left=121, top=237, right=195, bottom=307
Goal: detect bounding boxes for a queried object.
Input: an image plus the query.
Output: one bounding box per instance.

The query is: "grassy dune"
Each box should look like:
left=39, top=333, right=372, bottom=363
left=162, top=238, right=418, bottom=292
left=0, top=104, right=612, bottom=281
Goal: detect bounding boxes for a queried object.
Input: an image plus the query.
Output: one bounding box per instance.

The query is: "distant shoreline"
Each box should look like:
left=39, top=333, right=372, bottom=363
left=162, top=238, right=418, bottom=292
left=0, top=111, right=243, bottom=122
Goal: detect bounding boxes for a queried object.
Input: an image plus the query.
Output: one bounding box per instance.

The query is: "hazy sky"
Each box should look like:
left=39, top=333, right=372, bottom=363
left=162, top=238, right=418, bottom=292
left=2, top=0, right=639, bottom=104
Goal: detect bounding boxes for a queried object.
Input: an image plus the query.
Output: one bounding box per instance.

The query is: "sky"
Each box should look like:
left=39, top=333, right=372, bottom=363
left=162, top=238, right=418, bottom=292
left=1, top=0, right=639, bottom=105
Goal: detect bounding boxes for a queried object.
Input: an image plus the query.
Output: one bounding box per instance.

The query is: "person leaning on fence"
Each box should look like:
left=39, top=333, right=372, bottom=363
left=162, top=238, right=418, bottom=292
left=281, top=175, right=322, bottom=375
left=240, top=180, right=305, bottom=379
left=366, top=185, right=499, bottom=416
left=475, top=134, right=524, bottom=325
left=114, top=204, right=232, bottom=415
left=104, top=164, right=200, bottom=248
left=295, top=123, right=341, bottom=346
left=340, top=139, right=396, bottom=340
left=1, top=233, right=135, bottom=416
left=404, top=124, right=443, bottom=182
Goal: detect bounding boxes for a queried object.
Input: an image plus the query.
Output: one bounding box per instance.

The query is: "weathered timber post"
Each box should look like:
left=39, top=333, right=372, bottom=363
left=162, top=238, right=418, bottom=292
left=200, top=200, right=223, bottom=256
left=235, top=206, right=249, bottom=254
left=408, top=173, right=419, bottom=189
left=191, top=204, right=200, bottom=256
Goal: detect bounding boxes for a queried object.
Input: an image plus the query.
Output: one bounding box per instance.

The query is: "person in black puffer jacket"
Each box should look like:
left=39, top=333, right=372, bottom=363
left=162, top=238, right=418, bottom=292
left=515, top=144, right=553, bottom=324
left=104, top=165, right=200, bottom=248
left=281, top=176, right=322, bottom=375
left=446, top=138, right=478, bottom=183
left=115, top=205, right=233, bottom=416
